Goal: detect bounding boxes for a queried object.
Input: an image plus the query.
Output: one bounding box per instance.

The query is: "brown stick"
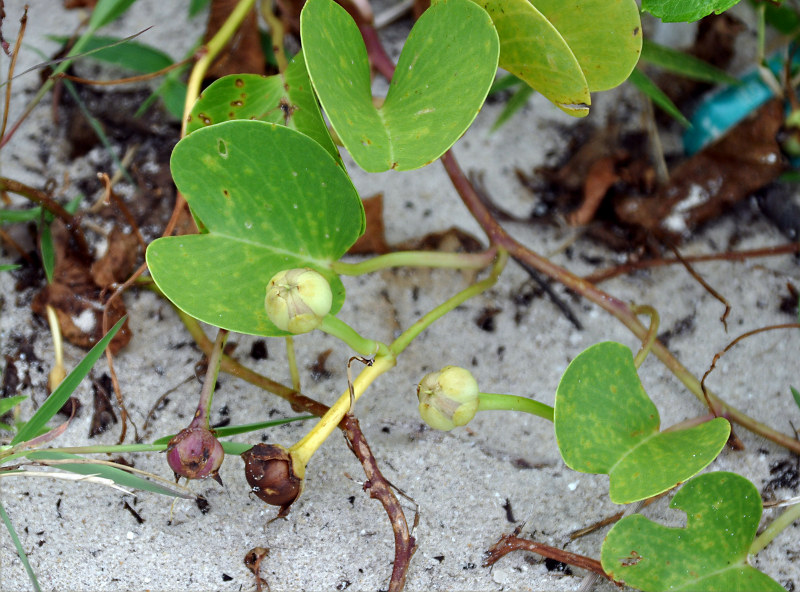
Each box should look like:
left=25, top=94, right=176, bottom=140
left=484, top=532, right=609, bottom=579
left=584, top=242, right=800, bottom=284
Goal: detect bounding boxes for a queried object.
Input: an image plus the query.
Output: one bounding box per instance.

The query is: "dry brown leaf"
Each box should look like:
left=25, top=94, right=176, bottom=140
left=349, top=193, right=390, bottom=255
left=204, top=0, right=266, bottom=78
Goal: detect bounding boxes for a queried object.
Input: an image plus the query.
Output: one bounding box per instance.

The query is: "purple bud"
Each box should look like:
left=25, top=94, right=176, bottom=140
left=166, top=426, right=225, bottom=481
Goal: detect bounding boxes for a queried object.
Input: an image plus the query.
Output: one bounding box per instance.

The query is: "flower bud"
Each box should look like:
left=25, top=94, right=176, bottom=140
left=242, top=443, right=304, bottom=513
left=417, top=366, right=479, bottom=431
left=166, top=426, right=225, bottom=482
left=265, top=268, right=332, bottom=334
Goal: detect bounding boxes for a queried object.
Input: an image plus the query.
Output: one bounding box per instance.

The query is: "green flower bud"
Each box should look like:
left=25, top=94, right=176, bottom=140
left=417, top=366, right=479, bottom=431
left=265, top=268, right=332, bottom=334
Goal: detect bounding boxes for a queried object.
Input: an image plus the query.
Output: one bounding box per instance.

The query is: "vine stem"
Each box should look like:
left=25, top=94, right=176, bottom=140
left=477, top=393, right=554, bottom=421
left=191, top=328, right=228, bottom=429
left=750, top=501, right=800, bottom=555
left=290, top=250, right=506, bottom=467
left=332, top=248, right=496, bottom=275
left=439, top=151, right=800, bottom=456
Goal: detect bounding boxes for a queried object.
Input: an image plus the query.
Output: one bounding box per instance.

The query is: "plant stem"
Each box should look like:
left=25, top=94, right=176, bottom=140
left=191, top=328, right=228, bottom=429
left=390, top=249, right=507, bottom=356
left=631, top=304, right=659, bottom=369
left=440, top=151, right=800, bottom=455
left=285, top=336, right=301, bottom=391
left=182, top=0, right=256, bottom=135
left=260, top=0, right=288, bottom=72
left=332, top=248, right=497, bottom=276
left=319, top=314, right=390, bottom=358
left=477, top=393, right=554, bottom=422
left=290, top=355, right=396, bottom=468
left=750, top=501, right=800, bottom=555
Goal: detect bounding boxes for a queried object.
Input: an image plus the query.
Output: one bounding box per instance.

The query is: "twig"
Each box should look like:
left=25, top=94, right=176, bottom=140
left=484, top=530, right=608, bottom=579
left=667, top=243, right=730, bottom=332
left=584, top=242, right=800, bottom=284
left=0, top=6, right=26, bottom=147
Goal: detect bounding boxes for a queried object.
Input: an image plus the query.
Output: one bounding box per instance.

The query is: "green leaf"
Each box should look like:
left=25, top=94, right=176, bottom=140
left=0, top=501, right=42, bottom=592
left=89, top=0, right=138, bottom=31
left=11, top=318, right=126, bottom=446
left=472, top=0, right=588, bottom=116
left=628, top=68, right=691, bottom=128
left=49, top=35, right=173, bottom=74
left=189, top=0, right=211, bottom=17
left=642, top=0, right=741, bottom=23
left=473, top=0, right=641, bottom=116
left=39, top=220, right=55, bottom=284
left=302, top=0, right=499, bottom=172
left=602, top=472, right=784, bottom=591
left=640, top=40, right=739, bottom=86
left=554, top=342, right=730, bottom=503
left=792, top=386, right=800, bottom=412
left=530, top=0, right=642, bottom=92
left=186, top=54, right=339, bottom=162
left=24, top=451, right=191, bottom=498
left=761, top=0, right=800, bottom=35
left=146, top=120, right=365, bottom=336
left=0, top=264, right=19, bottom=272
left=0, top=208, right=41, bottom=223
left=0, top=395, right=26, bottom=416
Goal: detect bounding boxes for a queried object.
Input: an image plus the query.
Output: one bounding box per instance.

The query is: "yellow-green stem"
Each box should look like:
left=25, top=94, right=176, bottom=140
left=631, top=304, right=659, bottom=369
left=182, top=0, right=257, bottom=135
left=290, top=355, right=396, bottom=467
left=332, top=248, right=497, bottom=276
left=750, top=501, right=800, bottom=555
left=193, top=328, right=228, bottom=428
left=260, top=0, right=288, bottom=72
left=319, top=314, right=390, bottom=358
left=285, top=336, right=301, bottom=391
left=477, top=393, right=554, bottom=422
left=390, top=249, right=507, bottom=356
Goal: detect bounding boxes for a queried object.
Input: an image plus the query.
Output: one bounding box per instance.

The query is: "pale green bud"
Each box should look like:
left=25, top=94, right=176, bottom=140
left=265, top=268, right=332, bottom=334
left=417, top=366, right=479, bottom=431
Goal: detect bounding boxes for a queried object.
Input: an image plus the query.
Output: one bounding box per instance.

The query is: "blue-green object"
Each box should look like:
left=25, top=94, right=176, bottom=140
left=683, top=51, right=795, bottom=155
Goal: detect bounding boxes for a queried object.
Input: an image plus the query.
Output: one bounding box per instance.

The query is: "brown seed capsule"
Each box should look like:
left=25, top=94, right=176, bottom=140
left=242, top=444, right=303, bottom=513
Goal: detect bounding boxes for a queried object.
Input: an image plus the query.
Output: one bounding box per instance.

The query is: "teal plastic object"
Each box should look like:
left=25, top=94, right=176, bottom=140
left=683, top=51, right=795, bottom=155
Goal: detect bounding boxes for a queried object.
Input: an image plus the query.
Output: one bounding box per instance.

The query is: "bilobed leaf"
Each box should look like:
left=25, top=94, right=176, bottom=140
left=602, top=472, right=784, bottom=591
left=146, top=120, right=365, bottom=336
left=186, top=54, right=339, bottom=162
left=11, top=317, right=126, bottom=446
left=554, top=342, right=730, bottom=503
left=530, top=0, right=641, bottom=92
left=642, top=0, right=741, bottom=23
left=302, top=0, right=499, bottom=172
left=641, top=40, right=739, bottom=85
left=471, top=0, right=589, bottom=116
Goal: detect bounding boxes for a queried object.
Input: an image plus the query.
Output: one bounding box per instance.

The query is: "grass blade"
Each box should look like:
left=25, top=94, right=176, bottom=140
left=641, top=40, right=740, bottom=85
left=0, top=264, right=20, bottom=272
left=152, top=415, right=315, bottom=445
left=24, top=451, right=193, bottom=498
left=11, top=317, right=126, bottom=446
left=0, top=208, right=41, bottom=222
left=0, top=500, right=42, bottom=592
left=628, top=68, right=691, bottom=128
